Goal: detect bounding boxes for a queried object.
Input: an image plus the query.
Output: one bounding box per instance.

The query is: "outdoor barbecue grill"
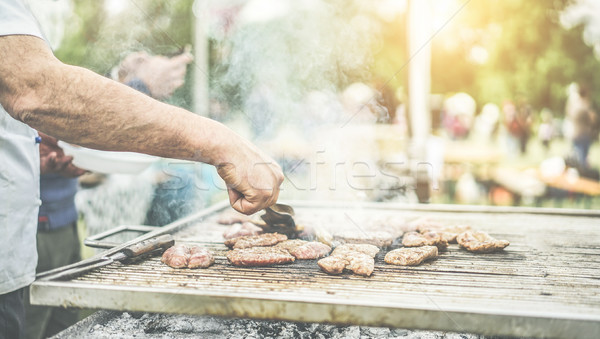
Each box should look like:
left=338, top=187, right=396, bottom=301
left=30, top=201, right=600, bottom=338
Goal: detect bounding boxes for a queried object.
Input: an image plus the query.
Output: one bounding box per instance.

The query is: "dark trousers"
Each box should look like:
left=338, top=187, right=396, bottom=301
left=24, top=222, right=81, bottom=339
left=0, top=287, right=25, bottom=339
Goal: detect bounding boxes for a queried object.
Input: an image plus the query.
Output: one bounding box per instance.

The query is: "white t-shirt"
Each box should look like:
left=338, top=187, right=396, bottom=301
left=0, top=0, right=45, bottom=294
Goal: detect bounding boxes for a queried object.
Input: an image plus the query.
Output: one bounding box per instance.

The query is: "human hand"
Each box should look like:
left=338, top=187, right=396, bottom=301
left=118, top=48, right=193, bottom=100
left=215, top=139, right=284, bottom=215
left=39, top=132, right=87, bottom=177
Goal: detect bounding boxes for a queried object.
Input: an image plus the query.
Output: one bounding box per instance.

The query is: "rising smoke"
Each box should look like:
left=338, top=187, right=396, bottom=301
left=206, top=0, right=403, bottom=201
left=208, top=0, right=389, bottom=139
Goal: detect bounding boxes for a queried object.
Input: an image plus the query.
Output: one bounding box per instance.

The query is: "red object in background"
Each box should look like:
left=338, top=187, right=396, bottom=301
left=490, top=186, right=514, bottom=206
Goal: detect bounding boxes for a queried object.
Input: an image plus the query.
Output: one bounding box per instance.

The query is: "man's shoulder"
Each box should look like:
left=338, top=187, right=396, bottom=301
left=0, top=0, right=44, bottom=39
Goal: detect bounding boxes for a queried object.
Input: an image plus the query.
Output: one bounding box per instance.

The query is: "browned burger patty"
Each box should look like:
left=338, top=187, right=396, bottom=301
left=318, top=243, right=380, bottom=277
left=161, top=244, right=189, bottom=268
left=414, top=220, right=444, bottom=233
left=274, top=239, right=306, bottom=251
left=384, top=246, right=438, bottom=266
left=331, top=243, right=380, bottom=258
left=457, top=231, right=509, bottom=253
left=317, top=251, right=375, bottom=277
left=224, top=233, right=288, bottom=249
left=276, top=240, right=332, bottom=259
left=317, top=256, right=348, bottom=275
left=226, top=247, right=295, bottom=267
left=402, top=231, right=448, bottom=249
left=332, top=231, right=395, bottom=248
left=407, top=218, right=444, bottom=233
left=161, top=244, right=215, bottom=269
left=417, top=224, right=471, bottom=243
left=188, top=247, right=215, bottom=268
left=222, top=222, right=263, bottom=240
left=345, top=252, right=375, bottom=276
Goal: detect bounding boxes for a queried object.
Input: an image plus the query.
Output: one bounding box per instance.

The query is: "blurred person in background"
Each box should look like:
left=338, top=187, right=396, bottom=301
left=538, top=108, right=554, bottom=153
left=503, top=101, right=519, bottom=155
left=472, top=103, right=500, bottom=142
left=565, top=83, right=591, bottom=125
left=116, top=48, right=193, bottom=100
left=0, top=2, right=283, bottom=338
left=564, top=83, right=599, bottom=169
left=442, top=93, right=475, bottom=140
left=504, top=100, right=532, bottom=155
left=516, top=102, right=533, bottom=155
left=569, top=107, right=599, bottom=169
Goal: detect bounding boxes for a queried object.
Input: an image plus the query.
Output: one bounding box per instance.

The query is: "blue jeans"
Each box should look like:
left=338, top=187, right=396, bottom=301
left=573, top=137, right=591, bottom=166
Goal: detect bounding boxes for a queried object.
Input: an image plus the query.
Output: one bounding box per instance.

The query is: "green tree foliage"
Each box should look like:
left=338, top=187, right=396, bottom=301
left=53, top=0, right=600, bottom=117
left=373, top=0, right=600, bottom=116
left=54, top=0, right=106, bottom=70
left=54, top=0, right=194, bottom=109
left=457, top=0, right=600, bottom=115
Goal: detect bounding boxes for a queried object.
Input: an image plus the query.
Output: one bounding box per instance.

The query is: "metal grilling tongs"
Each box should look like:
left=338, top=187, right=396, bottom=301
left=261, top=204, right=296, bottom=228
left=36, top=234, right=174, bottom=281
left=259, top=203, right=298, bottom=237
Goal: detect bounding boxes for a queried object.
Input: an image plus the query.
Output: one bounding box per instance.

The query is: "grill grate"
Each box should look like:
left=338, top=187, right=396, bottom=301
left=31, top=202, right=600, bottom=338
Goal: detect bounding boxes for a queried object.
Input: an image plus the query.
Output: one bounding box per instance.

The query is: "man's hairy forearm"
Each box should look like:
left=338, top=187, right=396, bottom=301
left=1, top=35, right=283, bottom=214
left=21, top=66, right=232, bottom=165
left=0, top=35, right=235, bottom=166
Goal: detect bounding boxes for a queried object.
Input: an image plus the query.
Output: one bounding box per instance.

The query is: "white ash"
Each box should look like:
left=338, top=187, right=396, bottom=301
left=52, top=311, right=485, bottom=339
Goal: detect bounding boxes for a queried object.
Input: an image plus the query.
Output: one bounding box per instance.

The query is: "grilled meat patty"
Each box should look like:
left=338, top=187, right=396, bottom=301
left=345, top=252, right=375, bottom=276
left=317, top=256, right=348, bottom=275
left=227, top=247, right=295, bottom=266
left=161, top=244, right=189, bottom=268
left=402, top=231, right=448, bottom=249
left=331, top=243, right=380, bottom=258
left=223, top=222, right=264, bottom=240
left=332, top=231, right=395, bottom=248
left=188, top=247, right=215, bottom=268
left=225, top=237, right=330, bottom=267
left=276, top=240, right=332, bottom=259
left=456, top=231, right=509, bottom=253
left=318, top=243, right=380, bottom=277
left=384, top=246, right=438, bottom=266
left=224, top=233, right=288, bottom=249
left=161, top=244, right=215, bottom=269
left=417, top=224, right=472, bottom=243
